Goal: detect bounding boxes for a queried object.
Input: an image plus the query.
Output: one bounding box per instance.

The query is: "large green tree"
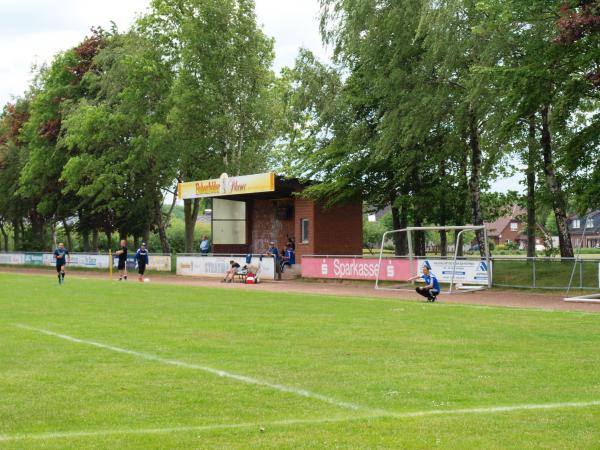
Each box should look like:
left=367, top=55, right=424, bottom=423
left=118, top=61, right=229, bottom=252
left=141, top=0, right=279, bottom=251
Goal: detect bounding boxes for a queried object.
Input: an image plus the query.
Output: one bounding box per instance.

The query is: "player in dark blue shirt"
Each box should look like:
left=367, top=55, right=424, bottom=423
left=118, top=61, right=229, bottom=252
left=266, top=241, right=282, bottom=280
left=135, top=242, right=149, bottom=282
left=410, top=263, right=441, bottom=302
left=53, top=243, right=70, bottom=285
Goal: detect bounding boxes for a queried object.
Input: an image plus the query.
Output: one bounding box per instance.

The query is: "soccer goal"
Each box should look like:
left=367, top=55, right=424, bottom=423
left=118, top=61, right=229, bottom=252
left=564, top=213, right=600, bottom=304
left=374, top=225, right=492, bottom=295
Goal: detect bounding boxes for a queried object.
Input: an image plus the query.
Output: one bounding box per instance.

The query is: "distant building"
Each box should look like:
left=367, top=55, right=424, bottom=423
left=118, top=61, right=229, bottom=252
left=568, top=211, right=600, bottom=248
left=485, top=206, right=546, bottom=250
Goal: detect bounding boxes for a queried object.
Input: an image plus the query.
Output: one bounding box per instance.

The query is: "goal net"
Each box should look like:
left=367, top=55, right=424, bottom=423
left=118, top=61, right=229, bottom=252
left=374, top=225, right=492, bottom=295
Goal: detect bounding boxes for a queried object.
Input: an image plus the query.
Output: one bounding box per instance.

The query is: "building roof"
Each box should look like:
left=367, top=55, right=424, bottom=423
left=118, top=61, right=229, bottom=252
left=569, top=210, right=600, bottom=235
left=484, top=206, right=525, bottom=237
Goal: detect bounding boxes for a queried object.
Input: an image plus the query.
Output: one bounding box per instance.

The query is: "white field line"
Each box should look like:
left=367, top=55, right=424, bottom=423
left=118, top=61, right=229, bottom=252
left=15, top=324, right=386, bottom=415
left=2, top=401, right=600, bottom=443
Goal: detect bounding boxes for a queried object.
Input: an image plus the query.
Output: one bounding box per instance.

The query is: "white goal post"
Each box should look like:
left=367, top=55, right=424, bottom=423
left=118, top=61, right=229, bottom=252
left=375, top=225, right=492, bottom=295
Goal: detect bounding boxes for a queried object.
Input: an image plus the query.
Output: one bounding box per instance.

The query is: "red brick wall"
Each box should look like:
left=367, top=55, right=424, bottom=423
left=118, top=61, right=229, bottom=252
left=294, top=198, right=315, bottom=261
left=314, top=202, right=363, bottom=256
left=250, top=199, right=294, bottom=254
left=498, top=222, right=523, bottom=244
left=293, top=198, right=362, bottom=262
left=213, top=196, right=363, bottom=260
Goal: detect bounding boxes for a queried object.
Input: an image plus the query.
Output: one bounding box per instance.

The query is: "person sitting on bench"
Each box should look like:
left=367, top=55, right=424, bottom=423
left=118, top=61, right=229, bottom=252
left=222, top=260, right=241, bottom=283
left=280, top=246, right=295, bottom=272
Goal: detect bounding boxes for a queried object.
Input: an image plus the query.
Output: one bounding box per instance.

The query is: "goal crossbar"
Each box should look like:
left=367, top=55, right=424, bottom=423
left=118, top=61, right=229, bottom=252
left=375, top=225, right=492, bottom=295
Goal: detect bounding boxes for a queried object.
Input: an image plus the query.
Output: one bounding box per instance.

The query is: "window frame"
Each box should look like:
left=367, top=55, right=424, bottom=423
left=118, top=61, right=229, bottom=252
left=301, top=218, right=310, bottom=244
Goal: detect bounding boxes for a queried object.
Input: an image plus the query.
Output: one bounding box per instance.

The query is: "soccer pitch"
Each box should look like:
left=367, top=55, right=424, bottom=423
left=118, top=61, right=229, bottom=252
left=1, top=273, right=600, bottom=449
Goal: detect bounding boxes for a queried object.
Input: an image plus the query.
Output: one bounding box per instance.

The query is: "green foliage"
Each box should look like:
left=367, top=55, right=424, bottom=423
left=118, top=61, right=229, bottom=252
left=362, top=219, right=386, bottom=253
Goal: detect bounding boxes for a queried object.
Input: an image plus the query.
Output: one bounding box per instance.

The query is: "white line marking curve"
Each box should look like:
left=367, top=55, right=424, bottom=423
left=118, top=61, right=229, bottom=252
left=16, top=324, right=384, bottom=414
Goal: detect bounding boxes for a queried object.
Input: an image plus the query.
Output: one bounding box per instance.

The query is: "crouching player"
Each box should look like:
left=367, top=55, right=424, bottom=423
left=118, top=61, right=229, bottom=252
left=54, top=242, right=70, bottom=285
left=409, top=263, right=440, bottom=302
left=135, top=242, right=149, bottom=282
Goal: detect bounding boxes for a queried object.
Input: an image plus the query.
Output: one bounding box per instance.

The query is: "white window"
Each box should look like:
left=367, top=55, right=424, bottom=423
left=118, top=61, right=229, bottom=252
left=510, top=223, right=518, bottom=231
left=367, top=214, right=377, bottom=223
left=572, top=219, right=581, bottom=229
left=301, top=219, right=310, bottom=243
left=212, top=199, right=246, bottom=245
left=586, top=218, right=594, bottom=228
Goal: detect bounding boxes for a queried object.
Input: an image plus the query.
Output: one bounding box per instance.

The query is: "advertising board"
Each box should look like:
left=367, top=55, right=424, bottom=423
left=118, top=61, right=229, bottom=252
left=301, top=256, right=414, bottom=281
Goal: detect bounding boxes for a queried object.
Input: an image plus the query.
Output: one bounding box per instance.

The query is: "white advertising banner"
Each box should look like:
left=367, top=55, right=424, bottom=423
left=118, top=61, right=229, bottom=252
left=147, top=255, right=172, bottom=272
left=417, top=259, right=492, bottom=285
left=177, top=255, right=275, bottom=279
left=46, top=253, right=110, bottom=269
left=0, top=253, right=25, bottom=265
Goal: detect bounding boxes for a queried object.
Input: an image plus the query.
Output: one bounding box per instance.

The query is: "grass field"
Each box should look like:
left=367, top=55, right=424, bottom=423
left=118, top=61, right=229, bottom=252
left=1, top=272, right=600, bottom=448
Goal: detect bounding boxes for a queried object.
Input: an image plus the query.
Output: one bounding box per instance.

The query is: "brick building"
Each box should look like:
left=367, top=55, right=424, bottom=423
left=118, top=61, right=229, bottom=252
left=568, top=211, right=600, bottom=248
left=485, top=206, right=546, bottom=250
left=210, top=176, right=363, bottom=262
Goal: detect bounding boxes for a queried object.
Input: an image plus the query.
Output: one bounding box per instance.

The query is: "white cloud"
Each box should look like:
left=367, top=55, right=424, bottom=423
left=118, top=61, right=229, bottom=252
left=0, top=0, right=329, bottom=105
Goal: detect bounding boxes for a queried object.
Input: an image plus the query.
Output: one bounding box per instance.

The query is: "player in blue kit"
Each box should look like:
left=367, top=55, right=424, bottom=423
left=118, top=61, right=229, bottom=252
left=135, top=242, right=149, bottom=282
left=409, top=263, right=441, bottom=302
left=53, top=242, right=71, bottom=285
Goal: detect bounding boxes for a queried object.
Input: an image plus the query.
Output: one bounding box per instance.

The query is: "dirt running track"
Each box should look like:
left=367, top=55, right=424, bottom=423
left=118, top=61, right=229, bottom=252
left=2, top=267, right=600, bottom=313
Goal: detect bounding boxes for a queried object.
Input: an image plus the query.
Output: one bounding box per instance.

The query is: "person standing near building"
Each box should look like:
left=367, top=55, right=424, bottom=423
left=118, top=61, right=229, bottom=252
left=266, top=240, right=282, bottom=281
left=200, top=235, right=210, bottom=255
left=53, top=242, right=71, bottom=285
left=135, top=242, right=149, bottom=282
left=115, top=240, right=128, bottom=281
left=409, top=263, right=441, bottom=302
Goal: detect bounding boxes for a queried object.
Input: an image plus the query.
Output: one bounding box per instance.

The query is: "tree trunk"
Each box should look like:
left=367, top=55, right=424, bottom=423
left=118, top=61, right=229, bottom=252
left=62, top=220, right=72, bottom=251
left=134, top=236, right=140, bottom=250
left=540, top=105, right=574, bottom=258
left=0, top=222, right=8, bottom=251
left=82, top=229, right=90, bottom=252
left=50, top=222, right=57, bottom=249
left=413, top=215, right=426, bottom=257
left=12, top=219, right=20, bottom=250
left=106, top=231, right=113, bottom=251
left=184, top=198, right=200, bottom=253
left=391, top=206, right=402, bottom=256
left=391, top=194, right=409, bottom=256
left=467, top=105, right=486, bottom=257
left=154, top=195, right=170, bottom=254
left=526, top=116, right=537, bottom=258
left=439, top=160, right=448, bottom=257
left=92, top=229, right=99, bottom=252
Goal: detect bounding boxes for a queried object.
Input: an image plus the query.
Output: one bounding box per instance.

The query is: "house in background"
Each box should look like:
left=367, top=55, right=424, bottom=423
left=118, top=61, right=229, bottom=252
left=485, top=206, right=547, bottom=250
left=568, top=211, right=600, bottom=248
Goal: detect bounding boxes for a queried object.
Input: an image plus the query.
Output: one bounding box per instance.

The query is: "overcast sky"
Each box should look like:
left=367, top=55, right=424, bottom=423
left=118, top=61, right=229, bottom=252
left=0, top=0, right=521, bottom=192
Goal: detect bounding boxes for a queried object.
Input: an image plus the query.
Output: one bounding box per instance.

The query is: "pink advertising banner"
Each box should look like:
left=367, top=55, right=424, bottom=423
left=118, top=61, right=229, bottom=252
left=301, top=256, right=414, bottom=281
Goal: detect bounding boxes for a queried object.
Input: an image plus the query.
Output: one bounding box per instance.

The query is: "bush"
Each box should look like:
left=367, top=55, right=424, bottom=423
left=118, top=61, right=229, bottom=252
left=147, top=219, right=210, bottom=254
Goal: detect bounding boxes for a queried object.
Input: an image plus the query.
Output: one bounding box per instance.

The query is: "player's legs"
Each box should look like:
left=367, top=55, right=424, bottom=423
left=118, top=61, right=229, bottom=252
left=415, top=286, right=430, bottom=300
left=118, top=262, right=127, bottom=281
left=138, top=264, right=146, bottom=282
left=60, top=265, right=66, bottom=283
left=56, top=265, right=62, bottom=284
